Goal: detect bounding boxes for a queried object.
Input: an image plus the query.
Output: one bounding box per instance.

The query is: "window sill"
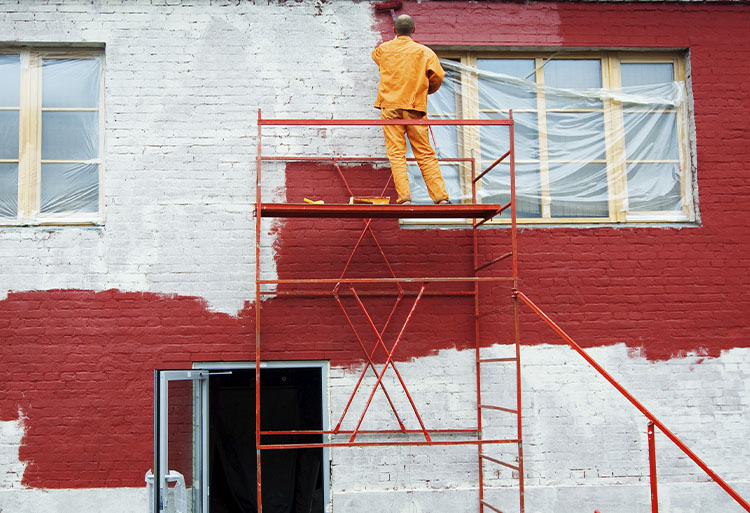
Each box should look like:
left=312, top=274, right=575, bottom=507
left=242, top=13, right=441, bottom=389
left=0, top=214, right=103, bottom=227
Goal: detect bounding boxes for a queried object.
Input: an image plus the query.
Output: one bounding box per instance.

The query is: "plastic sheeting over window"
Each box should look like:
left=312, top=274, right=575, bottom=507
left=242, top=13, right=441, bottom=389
left=0, top=52, right=101, bottom=224
left=407, top=57, right=693, bottom=223
left=40, top=58, right=101, bottom=217
left=0, top=54, right=20, bottom=219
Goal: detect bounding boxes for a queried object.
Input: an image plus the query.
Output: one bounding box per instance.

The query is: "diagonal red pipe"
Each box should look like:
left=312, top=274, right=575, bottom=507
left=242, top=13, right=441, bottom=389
left=516, top=290, right=750, bottom=513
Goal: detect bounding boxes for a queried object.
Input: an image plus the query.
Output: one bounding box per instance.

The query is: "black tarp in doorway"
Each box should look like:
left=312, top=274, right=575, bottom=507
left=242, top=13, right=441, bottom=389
left=210, top=369, right=324, bottom=513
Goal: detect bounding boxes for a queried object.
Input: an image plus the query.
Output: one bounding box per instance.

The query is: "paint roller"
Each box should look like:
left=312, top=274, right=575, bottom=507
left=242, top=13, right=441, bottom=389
left=373, top=0, right=403, bottom=21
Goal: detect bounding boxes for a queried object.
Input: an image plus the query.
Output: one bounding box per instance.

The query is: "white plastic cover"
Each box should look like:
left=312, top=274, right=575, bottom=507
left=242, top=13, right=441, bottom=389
left=0, top=54, right=100, bottom=223
left=0, top=54, right=20, bottom=219
left=39, top=58, right=101, bottom=216
left=406, top=58, right=692, bottom=221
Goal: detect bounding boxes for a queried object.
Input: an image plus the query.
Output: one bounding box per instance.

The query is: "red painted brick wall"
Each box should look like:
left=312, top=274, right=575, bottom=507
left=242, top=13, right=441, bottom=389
left=371, top=0, right=750, bottom=360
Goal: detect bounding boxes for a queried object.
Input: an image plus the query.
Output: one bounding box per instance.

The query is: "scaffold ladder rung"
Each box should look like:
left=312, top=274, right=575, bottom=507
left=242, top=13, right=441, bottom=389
left=479, top=404, right=518, bottom=414
left=478, top=357, right=517, bottom=363
left=480, top=500, right=506, bottom=513
left=475, top=202, right=511, bottom=226
left=476, top=305, right=514, bottom=319
left=475, top=252, right=513, bottom=273
left=480, top=453, right=520, bottom=471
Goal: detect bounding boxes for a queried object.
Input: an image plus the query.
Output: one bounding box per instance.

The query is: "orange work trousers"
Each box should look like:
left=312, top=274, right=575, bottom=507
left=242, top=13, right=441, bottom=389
left=380, top=108, right=449, bottom=204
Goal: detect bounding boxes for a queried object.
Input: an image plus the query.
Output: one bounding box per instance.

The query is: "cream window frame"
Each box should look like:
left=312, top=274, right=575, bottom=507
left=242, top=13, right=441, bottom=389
left=0, top=48, right=105, bottom=226
left=430, top=50, right=694, bottom=225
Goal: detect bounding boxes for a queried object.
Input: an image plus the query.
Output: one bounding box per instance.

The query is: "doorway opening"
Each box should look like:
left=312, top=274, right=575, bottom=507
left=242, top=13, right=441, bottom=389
left=208, top=366, right=326, bottom=513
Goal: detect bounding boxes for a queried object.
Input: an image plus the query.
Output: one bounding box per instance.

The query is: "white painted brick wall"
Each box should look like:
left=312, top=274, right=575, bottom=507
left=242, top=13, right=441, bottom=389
left=0, top=413, right=25, bottom=490
left=0, top=0, right=381, bottom=314
left=329, top=344, right=750, bottom=512
left=2, top=345, right=748, bottom=512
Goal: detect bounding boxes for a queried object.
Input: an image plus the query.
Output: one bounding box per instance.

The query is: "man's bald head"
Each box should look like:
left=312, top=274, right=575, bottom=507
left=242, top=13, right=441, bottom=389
left=394, top=14, right=415, bottom=36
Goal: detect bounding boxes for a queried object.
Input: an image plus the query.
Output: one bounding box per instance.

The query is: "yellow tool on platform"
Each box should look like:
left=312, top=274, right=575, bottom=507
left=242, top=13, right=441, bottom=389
left=349, top=197, right=391, bottom=205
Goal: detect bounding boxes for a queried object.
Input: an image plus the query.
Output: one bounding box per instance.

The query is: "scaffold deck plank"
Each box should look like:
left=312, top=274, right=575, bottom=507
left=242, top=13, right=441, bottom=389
left=259, top=203, right=503, bottom=219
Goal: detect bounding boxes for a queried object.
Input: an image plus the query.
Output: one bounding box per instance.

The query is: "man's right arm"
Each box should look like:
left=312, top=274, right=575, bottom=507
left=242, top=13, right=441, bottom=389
left=426, top=52, right=445, bottom=94
left=372, top=45, right=382, bottom=65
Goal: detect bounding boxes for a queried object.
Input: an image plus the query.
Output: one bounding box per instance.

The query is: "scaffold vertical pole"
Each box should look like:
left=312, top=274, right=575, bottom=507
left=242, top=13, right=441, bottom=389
left=510, top=110, right=525, bottom=513
left=255, top=108, right=264, bottom=513
left=473, top=154, right=486, bottom=513
left=648, top=422, right=659, bottom=513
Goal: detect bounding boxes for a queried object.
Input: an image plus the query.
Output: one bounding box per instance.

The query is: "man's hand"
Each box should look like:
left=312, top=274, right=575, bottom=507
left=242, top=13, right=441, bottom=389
left=427, top=70, right=442, bottom=94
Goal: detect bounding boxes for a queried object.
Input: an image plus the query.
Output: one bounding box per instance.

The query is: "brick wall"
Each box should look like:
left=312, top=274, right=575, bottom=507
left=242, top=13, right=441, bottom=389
left=1, top=1, right=749, bottom=512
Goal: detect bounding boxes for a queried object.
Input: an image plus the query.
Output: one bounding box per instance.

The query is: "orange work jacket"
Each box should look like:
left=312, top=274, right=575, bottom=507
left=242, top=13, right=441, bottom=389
left=372, top=36, right=445, bottom=113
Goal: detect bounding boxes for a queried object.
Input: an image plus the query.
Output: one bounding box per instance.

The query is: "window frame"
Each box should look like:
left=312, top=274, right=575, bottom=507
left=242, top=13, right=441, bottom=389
left=429, top=50, right=694, bottom=225
left=0, top=47, right=105, bottom=226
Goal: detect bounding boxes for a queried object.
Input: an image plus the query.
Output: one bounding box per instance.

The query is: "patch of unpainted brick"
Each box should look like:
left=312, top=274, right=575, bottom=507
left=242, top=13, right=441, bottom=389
left=0, top=413, right=26, bottom=489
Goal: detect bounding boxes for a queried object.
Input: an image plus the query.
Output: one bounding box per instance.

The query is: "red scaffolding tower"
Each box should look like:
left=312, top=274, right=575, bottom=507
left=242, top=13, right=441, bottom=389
left=255, top=109, right=524, bottom=513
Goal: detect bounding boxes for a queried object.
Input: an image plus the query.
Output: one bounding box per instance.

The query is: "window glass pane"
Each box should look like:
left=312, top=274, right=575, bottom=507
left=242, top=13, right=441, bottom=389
left=0, top=111, right=19, bottom=159
left=42, top=111, right=99, bottom=160
left=621, top=63, right=674, bottom=87
left=623, top=111, right=681, bottom=213
left=549, top=163, right=609, bottom=218
left=545, top=59, right=602, bottom=89
left=480, top=111, right=538, bottom=161
left=428, top=66, right=458, bottom=117
left=41, top=163, right=98, bottom=213
left=477, top=59, right=537, bottom=111
left=404, top=124, right=458, bottom=160
left=479, top=58, right=536, bottom=80
left=545, top=60, right=602, bottom=110
left=480, top=162, right=542, bottom=218
left=547, top=112, right=606, bottom=161
left=0, top=163, right=18, bottom=218
left=166, top=379, right=200, bottom=513
left=624, top=112, right=678, bottom=161
left=626, top=163, right=682, bottom=211
left=427, top=125, right=459, bottom=158
left=427, top=67, right=460, bottom=175
left=42, top=58, right=100, bottom=108
left=406, top=162, right=461, bottom=204
left=0, top=54, right=20, bottom=106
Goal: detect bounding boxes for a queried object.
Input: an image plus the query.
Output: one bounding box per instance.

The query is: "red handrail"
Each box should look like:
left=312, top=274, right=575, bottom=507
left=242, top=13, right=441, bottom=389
left=515, top=290, right=750, bottom=513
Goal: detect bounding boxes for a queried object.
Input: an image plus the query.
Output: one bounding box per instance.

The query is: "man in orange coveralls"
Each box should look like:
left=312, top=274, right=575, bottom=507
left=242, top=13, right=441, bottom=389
left=372, top=14, right=450, bottom=205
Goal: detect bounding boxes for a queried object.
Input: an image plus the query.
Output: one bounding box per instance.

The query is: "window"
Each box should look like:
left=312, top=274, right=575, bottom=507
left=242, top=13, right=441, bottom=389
left=0, top=49, right=103, bottom=225
left=410, top=51, right=694, bottom=224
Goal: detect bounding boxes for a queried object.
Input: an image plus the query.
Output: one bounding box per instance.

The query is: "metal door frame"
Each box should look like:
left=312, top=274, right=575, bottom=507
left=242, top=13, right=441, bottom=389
left=154, top=369, right=210, bottom=513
